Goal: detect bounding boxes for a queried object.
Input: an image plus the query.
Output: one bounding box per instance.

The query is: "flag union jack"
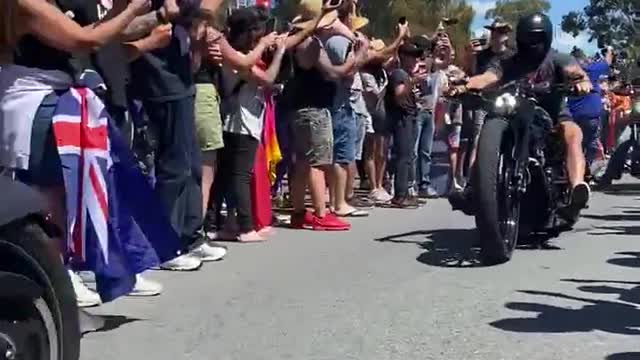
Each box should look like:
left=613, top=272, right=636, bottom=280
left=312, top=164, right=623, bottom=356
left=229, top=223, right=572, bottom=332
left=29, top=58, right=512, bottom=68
left=52, top=88, right=110, bottom=264
left=48, top=84, right=182, bottom=302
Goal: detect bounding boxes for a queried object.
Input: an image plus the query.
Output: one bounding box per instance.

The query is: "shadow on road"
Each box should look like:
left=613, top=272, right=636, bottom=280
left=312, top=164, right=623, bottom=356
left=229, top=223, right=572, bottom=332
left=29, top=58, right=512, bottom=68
left=375, top=228, right=567, bottom=267
left=606, top=353, right=640, bottom=360
left=375, top=229, right=482, bottom=267
left=490, top=289, right=640, bottom=335
left=492, top=260, right=640, bottom=335
left=583, top=213, right=640, bottom=222
left=81, top=312, right=142, bottom=335
left=607, top=252, right=640, bottom=269
left=602, top=183, right=640, bottom=196
left=589, top=225, right=640, bottom=236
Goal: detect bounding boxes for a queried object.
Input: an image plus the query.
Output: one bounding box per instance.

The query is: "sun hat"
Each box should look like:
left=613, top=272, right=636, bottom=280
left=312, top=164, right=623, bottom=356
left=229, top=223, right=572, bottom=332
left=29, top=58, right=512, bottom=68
left=291, top=0, right=339, bottom=31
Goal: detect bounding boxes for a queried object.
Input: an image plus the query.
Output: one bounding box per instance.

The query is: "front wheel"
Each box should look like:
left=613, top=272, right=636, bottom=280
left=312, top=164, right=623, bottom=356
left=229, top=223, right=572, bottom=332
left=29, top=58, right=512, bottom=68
left=474, top=119, right=521, bottom=265
left=0, top=220, right=80, bottom=360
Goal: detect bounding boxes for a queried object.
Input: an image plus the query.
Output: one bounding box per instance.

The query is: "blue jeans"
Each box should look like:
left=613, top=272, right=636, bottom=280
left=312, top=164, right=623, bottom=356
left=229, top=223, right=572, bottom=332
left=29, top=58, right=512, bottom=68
left=414, top=111, right=435, bottom=190
left=576, top=115, right=601, bottom=165
left=144, top=96, right=203, bottom=248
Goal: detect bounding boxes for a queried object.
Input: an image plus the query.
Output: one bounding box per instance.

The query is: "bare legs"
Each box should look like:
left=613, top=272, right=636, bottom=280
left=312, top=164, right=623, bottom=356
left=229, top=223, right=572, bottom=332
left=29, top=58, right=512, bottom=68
left=201, top=150, right=217, bottom=216
left=560, top=121, right=586, bottom=187
left=291, top=160, right=330, bottom=217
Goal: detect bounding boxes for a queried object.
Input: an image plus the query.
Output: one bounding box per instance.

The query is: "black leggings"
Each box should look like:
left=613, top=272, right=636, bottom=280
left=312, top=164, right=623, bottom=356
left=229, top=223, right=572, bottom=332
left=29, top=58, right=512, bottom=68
left=215, top=132, right=259, bottom=233
left=393, top=116, right=417, bottom=198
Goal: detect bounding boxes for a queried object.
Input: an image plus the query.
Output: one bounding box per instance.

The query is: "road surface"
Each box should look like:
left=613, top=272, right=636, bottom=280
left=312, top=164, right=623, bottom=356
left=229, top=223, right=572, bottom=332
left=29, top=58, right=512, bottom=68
left=81, top=181, right=640, bottom=360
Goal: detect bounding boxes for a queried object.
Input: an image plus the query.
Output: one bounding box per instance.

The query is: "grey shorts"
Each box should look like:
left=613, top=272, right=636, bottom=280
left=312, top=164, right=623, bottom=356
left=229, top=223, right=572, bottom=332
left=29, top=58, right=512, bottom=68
left=291, top=108, right=334, bottom=166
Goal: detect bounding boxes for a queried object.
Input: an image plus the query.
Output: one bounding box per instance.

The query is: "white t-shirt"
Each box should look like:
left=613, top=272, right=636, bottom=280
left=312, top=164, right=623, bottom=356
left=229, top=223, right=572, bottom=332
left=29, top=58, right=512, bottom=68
left=220, top=66, right=265, bottom=141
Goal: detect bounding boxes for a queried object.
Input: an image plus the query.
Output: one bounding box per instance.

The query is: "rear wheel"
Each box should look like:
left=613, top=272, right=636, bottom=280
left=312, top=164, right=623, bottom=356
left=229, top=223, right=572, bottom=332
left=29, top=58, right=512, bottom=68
left=474, top=119, right=521, bottom=265
left=0, top=220, right=80, bottom=360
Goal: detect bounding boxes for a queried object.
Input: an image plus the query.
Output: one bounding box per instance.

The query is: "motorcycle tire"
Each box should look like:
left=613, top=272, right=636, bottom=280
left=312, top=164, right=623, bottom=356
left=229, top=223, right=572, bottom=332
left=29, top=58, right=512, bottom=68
left=599, top=139, right=634, bottom=187
left=474, top=118, right=519, bottom=265
left=0, top=219, right=80, bottom=360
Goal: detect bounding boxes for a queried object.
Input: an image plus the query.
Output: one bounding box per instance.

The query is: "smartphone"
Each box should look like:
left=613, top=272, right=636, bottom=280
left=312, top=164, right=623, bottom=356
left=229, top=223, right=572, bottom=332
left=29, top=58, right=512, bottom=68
left=265, top=18, right=277, bottom=34
left=398, top=16, right=407, bottom=25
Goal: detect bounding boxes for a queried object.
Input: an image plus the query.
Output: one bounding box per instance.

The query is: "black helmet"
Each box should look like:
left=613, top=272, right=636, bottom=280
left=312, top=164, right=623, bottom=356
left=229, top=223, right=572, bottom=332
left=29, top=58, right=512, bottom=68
left=516, top=13, right=553, bottom=60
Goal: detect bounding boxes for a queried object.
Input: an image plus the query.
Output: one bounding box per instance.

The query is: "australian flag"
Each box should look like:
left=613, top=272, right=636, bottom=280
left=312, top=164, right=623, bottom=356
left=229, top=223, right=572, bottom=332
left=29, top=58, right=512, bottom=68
left=51, top=87, right=182, bottom=302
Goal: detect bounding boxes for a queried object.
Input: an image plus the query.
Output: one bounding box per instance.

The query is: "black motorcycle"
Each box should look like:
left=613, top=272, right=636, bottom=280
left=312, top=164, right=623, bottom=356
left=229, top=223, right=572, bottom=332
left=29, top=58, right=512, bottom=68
left=597, top=79, right=640, bottom=187
left=0, top=176, right=80, bottom=360
left=464, top=80, right=576, bottom=265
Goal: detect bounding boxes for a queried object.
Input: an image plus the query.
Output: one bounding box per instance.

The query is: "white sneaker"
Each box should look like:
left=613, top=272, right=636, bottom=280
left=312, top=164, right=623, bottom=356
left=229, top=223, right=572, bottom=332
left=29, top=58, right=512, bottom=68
left=68, top=270, right=101, bottom=308
left=160, top=254, right=202, bottom=271
left=191, top=243, right=227, bottom=262
left=128, top=275, right=163, bottom=297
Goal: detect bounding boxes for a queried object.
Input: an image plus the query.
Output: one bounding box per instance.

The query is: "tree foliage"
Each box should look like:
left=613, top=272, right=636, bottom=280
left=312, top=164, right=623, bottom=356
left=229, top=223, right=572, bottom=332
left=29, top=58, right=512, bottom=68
left=561, top=0, right=639, bottom=55
left=274, top=0, right=475, bottom=67
left=484, top=0, right=551, bottom=27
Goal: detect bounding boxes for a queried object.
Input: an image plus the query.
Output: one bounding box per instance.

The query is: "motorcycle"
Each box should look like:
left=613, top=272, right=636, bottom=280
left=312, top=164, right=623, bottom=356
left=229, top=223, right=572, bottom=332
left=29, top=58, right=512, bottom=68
left=597, top=79, right=640, bottom=187
left=461, top=80, right=577, bottom=265
left=0, top=175, right=80, bottom=360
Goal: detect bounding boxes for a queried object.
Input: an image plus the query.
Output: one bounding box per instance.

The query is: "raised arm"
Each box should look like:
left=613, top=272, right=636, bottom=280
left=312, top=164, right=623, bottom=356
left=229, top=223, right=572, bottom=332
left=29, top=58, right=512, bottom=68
left=206, top=28, right=277, bottom=71
left=19, top=0, right=149, bottom=53
left=317, top=37, right=368, bottom=81
left=246, top=37, right=287, bottom=87
left=124, top=24, right=172, bottom=62
left=367, top=23, right=409, bottom=63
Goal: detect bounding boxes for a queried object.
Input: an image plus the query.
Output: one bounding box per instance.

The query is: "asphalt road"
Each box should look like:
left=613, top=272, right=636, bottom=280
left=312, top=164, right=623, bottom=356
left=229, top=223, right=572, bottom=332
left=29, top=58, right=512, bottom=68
left=81, top=181, right=640, bottom=360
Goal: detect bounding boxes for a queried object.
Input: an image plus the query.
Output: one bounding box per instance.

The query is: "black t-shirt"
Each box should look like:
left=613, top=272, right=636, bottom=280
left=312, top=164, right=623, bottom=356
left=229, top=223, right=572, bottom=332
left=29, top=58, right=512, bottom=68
left=487, top=50, right=575, bottom=121
left=15, top=0, right=129, bottom=110
left=474, top=47, right=514, bottom=75
left=15, top=0, right=92, bottom=76
left=129, top=0, right=200, bottom=103
left=386, top=68, right=418, bottom=120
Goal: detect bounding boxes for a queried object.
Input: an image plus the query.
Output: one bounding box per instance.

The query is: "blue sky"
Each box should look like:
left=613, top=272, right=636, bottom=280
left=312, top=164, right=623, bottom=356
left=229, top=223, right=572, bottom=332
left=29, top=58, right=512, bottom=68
left=468, top=0, right=598, bottom=53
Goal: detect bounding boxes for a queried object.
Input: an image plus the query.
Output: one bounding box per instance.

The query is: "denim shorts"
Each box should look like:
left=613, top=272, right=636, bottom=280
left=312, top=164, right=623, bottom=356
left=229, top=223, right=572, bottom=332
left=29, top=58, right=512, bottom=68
left=16, top=93, right=63, bottom=187
left=331, top=106, right=357, bottom=165
left=354, top=113, right=368, bottom=161
left=290, top=108, right=334, bottom=166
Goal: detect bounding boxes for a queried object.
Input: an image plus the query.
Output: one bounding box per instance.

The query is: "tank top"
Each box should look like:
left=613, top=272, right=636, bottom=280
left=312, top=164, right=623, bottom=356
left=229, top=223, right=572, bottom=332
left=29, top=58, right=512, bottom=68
left=287, top=51, right=335, bottom=110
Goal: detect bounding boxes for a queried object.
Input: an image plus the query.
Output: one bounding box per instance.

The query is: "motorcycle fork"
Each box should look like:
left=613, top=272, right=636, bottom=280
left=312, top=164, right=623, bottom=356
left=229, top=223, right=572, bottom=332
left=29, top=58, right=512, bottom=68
left=511, top=118, right=531, bottom=195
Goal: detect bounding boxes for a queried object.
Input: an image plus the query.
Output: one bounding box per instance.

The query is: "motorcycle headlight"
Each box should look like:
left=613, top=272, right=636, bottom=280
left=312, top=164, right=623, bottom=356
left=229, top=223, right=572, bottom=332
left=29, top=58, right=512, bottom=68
left=495, top=93, right=518, bottom=115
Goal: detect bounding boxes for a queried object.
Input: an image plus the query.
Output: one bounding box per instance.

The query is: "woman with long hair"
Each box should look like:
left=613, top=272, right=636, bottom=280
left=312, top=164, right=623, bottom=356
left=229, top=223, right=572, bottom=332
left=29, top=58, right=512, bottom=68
left=213, top=7, right=287, bottom=242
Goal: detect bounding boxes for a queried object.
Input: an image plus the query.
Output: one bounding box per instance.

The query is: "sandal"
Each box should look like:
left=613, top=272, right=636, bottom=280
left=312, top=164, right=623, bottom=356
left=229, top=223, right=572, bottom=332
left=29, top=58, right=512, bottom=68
left=334, top=207, right=370, bottom=217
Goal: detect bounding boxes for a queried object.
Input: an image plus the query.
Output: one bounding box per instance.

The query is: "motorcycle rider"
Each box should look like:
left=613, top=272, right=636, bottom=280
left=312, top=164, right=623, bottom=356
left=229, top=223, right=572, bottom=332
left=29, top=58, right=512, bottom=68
left=449, top=13, right=593, bottom=218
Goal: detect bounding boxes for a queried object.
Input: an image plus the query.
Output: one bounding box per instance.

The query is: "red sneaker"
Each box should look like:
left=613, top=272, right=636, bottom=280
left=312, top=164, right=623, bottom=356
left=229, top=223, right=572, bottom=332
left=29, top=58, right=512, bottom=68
left=311, top=213, right=351, bottom=231
left=290, top=210, right=313, bottom=229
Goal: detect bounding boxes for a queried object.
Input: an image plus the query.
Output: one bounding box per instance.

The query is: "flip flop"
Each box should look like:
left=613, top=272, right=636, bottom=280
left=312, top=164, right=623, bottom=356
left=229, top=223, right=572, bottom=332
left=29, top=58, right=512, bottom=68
left=335, top=208, right=370, bottom=217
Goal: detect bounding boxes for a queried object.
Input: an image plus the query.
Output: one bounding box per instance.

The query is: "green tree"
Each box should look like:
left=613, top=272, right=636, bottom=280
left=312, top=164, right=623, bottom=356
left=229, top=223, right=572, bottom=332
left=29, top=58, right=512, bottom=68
left=273, top=0, right=475, bottom=66
left=484, top=0, right=551, bottom=27
left=561, top=0, right=639, bottom=54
